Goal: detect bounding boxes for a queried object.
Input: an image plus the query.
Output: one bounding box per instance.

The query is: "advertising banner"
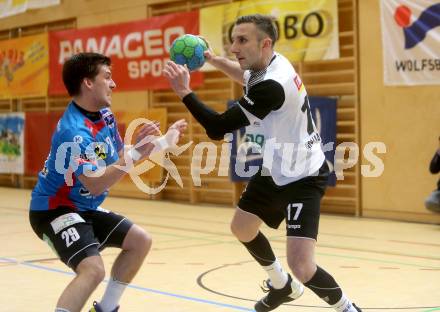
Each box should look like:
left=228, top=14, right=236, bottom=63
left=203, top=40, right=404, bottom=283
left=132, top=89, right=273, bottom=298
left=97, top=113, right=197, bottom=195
left=380, top=0, right=440, bottom=85
left=0, top=33, right=49, bottom=98
left=200, top=0, right=339, bottom=71
left=0, top=0, right=60, bottom=18
left=49, top=11, right=203, bottom=95
left=0, top=113, right=25, bottom=174
left=24, top=111, right=62, bottom=175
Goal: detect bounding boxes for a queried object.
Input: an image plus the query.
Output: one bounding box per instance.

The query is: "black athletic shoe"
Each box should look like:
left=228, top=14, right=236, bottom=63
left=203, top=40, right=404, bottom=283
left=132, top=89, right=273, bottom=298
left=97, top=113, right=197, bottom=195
left=90, top=301, right=119, bottom=312
left=254, top=274, right=304, bottom=312
left=353, top=303, right=362, bottom=311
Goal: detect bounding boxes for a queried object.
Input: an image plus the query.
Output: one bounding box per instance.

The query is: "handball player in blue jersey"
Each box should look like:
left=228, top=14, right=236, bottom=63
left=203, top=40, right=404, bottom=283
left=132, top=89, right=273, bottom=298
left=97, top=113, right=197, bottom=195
left=29, top=52, right=187, bottom=312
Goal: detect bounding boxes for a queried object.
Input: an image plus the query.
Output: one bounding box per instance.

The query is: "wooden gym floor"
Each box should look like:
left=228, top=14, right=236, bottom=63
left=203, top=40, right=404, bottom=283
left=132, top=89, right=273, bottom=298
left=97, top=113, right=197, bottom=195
left=0, top=187, right=439, bottom=311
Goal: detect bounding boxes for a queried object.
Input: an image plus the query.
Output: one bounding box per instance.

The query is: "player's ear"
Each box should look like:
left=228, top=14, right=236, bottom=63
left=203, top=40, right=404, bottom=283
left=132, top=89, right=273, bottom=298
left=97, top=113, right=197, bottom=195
left=262, top=37, right=272, bottom=49
left=83, top=77, right=94, bottom=90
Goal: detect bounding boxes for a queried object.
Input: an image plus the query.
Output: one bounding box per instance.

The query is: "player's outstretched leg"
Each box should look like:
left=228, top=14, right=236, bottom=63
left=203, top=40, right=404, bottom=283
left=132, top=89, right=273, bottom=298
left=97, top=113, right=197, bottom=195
left=91, top=225, right=152, bottom=312
left=287, top=238, right=362, bottom=312
left=56, top=256, right=105, bottom=312
left=230, top=208, right=304, bottom=312
left=303, top=266, right=362, bottom=312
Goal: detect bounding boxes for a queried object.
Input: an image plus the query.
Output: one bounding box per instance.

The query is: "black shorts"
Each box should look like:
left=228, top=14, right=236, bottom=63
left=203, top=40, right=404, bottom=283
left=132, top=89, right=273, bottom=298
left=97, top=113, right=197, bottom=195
left=238, top=161, right=329, bottom=240
left=29, top=206, right=133, bottom=270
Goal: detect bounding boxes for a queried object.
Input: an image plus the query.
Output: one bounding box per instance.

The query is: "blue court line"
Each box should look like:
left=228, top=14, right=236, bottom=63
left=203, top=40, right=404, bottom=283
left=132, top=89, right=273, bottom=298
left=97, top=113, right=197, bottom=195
left=0, top=257, right=254, bottom=311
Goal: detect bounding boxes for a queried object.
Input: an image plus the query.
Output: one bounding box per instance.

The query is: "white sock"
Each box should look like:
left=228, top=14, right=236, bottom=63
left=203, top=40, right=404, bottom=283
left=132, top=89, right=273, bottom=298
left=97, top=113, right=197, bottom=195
left=55, top=309, right=70, bottom=312
left=100, top=278, right=127, bottom=311
left=332, top=293, right=357, bottom=312
left=262, top=258, right=289, bottom=288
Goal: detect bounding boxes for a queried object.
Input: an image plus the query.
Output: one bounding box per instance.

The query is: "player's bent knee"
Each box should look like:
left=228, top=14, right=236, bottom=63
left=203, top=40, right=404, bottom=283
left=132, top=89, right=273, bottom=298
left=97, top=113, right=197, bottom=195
left=76, top=256, right=106, bottom=285
left=230, top=221, right=248, bottom=241
left=137, top=229, right=152, bottom=255
left=230, top=222, right=259, bottom=242
left=289, top=266, right=311, bottom=283
left=230, top=221, right=240, bottom=238
left=123, top=225, right=152, bottom=254
left=91, top=265, right=106, bottom=285
left=288, top=261, right=316, bottom=283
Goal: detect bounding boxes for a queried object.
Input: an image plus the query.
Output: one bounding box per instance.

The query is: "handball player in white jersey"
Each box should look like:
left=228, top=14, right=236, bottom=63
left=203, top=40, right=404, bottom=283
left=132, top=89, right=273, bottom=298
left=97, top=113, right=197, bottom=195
left=164, top=14, right=361, bottom=312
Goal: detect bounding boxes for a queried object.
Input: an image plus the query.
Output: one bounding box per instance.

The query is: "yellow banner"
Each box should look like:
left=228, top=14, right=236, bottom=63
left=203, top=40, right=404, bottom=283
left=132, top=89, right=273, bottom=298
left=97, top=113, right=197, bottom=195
left=200, top=0, right=339, bottom=69
left=0, top=33, right=49, bottom=99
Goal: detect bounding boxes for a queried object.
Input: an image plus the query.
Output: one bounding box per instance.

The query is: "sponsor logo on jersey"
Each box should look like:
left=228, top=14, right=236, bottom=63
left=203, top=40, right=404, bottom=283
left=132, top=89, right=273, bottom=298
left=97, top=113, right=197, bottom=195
left=73, top=135, right=83, bottom=144
left=243, top=94, right=255, bottom=106
left=294, top=75, right=304, bottom=92
left=305, top=132, right=321, bottom=149
left=50, top=213, right=85, bottom=234
left=94, top=143, right=107, bottom=160
left=101, top=109, right=115, bottom=128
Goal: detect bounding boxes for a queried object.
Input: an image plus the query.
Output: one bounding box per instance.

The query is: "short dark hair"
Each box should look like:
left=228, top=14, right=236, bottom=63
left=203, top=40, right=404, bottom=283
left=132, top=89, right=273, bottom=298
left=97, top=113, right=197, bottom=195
left=62, top=52, right=111, bottom=96
left=235, top=14, right=278, bottom=46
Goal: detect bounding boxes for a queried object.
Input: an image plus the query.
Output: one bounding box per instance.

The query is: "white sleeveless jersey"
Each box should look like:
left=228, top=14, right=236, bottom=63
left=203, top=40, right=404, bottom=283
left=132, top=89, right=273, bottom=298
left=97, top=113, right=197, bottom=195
left=237, top=53, right=325, bottom=186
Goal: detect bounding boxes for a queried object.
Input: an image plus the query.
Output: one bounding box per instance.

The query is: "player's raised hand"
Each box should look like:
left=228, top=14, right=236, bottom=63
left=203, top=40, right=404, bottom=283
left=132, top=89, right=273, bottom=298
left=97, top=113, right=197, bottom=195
left=137, top=121, right=160, bottom=139
left=133, top=119, right=188, bottom=160
left=167, top=119, right=188, bottom=143
left=163, top=61, right=192, bottom=99
left=154, top=119, right=188, bottom=154
left=134, top=120, right=160, bottom=158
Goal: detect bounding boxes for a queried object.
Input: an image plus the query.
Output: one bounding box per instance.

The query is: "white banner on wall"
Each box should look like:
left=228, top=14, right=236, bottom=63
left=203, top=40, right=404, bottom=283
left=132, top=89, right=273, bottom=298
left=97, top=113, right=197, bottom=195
left=28, top=0, right=60, bottom=9
left=0, top=113, right=25, bottom=174
left=0, top=0, right=60, bottom=19
left=380, top=0, right=440, bottom=86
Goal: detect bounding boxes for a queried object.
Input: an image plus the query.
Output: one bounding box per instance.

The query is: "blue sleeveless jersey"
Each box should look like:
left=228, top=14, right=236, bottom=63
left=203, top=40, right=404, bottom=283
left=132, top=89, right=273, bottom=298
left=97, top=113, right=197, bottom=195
left=30, top=102, right=123, bottom=211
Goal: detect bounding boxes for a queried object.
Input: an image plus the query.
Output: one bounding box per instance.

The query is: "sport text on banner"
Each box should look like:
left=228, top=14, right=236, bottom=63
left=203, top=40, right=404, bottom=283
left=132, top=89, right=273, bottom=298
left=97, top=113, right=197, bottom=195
left=49, top=11, right=203, bottom=95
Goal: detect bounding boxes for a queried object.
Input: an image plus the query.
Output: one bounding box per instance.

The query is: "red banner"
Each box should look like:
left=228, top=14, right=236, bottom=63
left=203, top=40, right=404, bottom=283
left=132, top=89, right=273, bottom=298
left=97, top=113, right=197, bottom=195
left=25, top=111, right=63, bottom=175
left=49, top=11, right=202, bottom=95
left=25, top=111, right=127, bottom=175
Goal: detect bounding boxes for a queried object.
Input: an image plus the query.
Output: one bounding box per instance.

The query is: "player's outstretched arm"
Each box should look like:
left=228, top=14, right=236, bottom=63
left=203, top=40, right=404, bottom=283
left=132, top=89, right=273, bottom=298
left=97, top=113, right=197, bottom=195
left=135, top=119, right=188, bottom=157
left=164, top=61, right=249, bottom=140
left=77, top=120, right=187, bottom=196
